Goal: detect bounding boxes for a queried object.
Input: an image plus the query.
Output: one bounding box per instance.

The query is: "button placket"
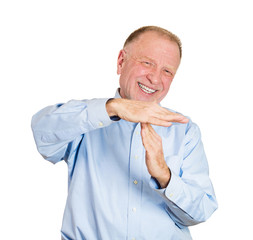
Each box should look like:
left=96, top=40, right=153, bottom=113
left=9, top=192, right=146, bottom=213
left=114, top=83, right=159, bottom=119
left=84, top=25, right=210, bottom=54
left=127, top=123, right=143, bottom=239
left=133, top=180, right=138, bottom=185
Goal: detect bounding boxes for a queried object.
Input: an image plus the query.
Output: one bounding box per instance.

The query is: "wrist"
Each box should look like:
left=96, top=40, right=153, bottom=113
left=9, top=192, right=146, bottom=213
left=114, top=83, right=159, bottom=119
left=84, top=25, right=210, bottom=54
left=155, top=168, right=171, bottom=189
left=106, top=98, right=121, bottom=119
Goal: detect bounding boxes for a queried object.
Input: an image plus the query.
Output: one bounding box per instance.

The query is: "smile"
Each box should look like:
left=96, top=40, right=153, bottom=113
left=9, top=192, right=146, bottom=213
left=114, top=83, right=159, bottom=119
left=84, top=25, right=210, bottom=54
left=138, top=82, right=157, bottom=94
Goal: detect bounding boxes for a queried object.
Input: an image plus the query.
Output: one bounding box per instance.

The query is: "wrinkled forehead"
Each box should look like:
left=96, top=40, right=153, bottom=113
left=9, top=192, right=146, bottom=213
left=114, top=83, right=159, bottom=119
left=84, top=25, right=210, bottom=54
left=125, top=32, right=181, bottom=67
left=125, top=31, right=180, bottom=57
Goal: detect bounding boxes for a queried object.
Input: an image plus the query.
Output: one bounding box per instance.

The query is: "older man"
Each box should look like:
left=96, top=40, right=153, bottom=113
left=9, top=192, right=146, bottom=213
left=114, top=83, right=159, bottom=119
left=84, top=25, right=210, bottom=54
left=32, top=26, right=217, bottom=240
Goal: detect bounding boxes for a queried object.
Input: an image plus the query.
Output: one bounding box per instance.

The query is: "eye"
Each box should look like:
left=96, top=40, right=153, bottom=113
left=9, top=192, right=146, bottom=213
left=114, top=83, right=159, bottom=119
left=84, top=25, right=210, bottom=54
left=137, top=58, right=156, bottom=68
left=141, top=61, right=152, bottom=66
left=164, top=69, right=173, bottom=77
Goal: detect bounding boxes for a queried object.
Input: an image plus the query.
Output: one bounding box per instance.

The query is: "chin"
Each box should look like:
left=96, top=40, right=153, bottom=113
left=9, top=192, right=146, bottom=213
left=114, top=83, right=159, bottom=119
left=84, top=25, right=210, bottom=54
left=135, top=95, right=158, bottom=102
left=135, top=89, right=163, bottom=103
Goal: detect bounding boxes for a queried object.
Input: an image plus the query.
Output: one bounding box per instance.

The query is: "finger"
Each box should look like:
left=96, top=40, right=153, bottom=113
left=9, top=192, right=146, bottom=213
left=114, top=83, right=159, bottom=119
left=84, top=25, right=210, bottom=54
left=146, top=124, right=161, bottom=142
left=140, top=123, right=149, bottom=140
left=163, top=110, right=189, bottom=123
left=148, top=109, right=188, bottom=126
left=141, top=123, right=152, bottom=149
left=152, top=105, right=189, bottom=123
left=141, top=123, right=161, bottom=150
left=159, top=111, right=188, bottom=123
left=146, top=117, right=173, bottom=127
left=140, top=123, right=148, bottom=134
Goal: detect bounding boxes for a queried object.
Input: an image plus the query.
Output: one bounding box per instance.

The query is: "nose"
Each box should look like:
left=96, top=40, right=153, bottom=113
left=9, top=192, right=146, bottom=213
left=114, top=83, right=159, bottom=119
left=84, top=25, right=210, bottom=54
left=146, top=70, right=161, bottom=85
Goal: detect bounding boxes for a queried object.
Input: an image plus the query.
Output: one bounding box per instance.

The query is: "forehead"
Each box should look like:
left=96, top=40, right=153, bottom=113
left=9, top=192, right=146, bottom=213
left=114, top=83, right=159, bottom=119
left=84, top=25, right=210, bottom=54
left=126, top=31, right=181, bottom=64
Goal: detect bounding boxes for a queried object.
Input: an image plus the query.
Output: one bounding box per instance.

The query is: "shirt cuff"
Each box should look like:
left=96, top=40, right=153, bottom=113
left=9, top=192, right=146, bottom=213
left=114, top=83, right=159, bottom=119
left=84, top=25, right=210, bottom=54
left=164, top=171, right=183, bottom=201
left=86, top=98, right=113, bottom=129
left=149, top=171, right=182, bottom=202
left=110, top=115, right=121, bottom=121
left=149, top=177, right=162, bottom=189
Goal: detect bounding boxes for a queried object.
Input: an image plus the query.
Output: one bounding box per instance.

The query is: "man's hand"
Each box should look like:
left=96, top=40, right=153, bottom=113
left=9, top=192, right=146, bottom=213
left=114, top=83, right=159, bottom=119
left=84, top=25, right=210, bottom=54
left=141, top=123, right=170, bottom=188
left=106, top=98, right=188, bottom=127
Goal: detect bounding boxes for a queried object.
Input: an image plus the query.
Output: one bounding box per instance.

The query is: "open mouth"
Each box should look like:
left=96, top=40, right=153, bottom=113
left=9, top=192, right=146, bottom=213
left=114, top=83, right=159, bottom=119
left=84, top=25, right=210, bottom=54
left=138, top=82, right=157, bottom=94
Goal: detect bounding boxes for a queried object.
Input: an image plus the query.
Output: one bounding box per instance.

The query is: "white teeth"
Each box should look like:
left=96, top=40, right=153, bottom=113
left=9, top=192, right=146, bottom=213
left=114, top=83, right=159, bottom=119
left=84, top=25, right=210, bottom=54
left=138, top=83, right=156, bottom=94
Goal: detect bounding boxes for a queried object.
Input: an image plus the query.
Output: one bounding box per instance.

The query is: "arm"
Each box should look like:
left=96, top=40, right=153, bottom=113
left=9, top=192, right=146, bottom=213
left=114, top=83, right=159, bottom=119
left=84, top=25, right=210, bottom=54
left=31, top=98, right=112, bottom=164
left=141, top=122, right=218, bottom=227
left=32, top=97, right=188, bottom=164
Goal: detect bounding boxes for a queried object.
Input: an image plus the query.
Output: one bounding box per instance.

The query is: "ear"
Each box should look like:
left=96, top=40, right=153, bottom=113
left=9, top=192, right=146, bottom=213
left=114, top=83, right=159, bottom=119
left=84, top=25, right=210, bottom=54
left=117, top=49, right=126, bottom=75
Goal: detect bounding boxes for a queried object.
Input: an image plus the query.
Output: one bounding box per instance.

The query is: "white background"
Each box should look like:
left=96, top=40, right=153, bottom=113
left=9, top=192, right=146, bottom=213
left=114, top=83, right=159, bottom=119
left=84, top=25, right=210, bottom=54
left=1, top=0, right=252, bottom=239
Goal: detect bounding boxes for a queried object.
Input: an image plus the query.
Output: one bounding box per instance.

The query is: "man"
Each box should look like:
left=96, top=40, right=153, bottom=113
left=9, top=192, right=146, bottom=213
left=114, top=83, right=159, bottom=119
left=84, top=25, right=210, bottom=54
left=32, top=26, right=217, bottom=240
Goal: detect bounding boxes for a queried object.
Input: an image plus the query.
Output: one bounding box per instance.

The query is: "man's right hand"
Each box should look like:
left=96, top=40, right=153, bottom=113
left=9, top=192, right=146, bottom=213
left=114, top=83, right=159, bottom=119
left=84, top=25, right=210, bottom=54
left=106, top=98, right=189, bottom=127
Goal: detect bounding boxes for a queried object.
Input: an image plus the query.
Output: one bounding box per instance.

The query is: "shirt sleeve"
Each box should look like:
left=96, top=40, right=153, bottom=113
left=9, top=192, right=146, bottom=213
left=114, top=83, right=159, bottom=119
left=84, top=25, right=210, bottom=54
left=150, top=121, right=218, bottom=227
left=31, top=98, right=113, bottom=164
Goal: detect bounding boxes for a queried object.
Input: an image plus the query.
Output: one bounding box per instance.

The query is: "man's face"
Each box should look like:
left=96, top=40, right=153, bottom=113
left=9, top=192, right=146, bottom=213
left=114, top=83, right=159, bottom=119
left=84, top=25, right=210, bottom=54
left=117, top=31, right=181, bottom=103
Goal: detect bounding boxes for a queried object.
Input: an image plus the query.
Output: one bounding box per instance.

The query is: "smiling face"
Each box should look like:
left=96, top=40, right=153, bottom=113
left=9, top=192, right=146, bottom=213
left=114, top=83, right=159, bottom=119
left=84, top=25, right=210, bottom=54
left=117, top=31, right=181, bottom=103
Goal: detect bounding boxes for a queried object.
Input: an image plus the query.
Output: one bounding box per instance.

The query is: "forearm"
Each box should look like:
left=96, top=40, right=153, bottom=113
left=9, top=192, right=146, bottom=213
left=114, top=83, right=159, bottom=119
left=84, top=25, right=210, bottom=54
left=31, top=98, right=113, bottom=163
left=155, top=167, right=171, bottom=189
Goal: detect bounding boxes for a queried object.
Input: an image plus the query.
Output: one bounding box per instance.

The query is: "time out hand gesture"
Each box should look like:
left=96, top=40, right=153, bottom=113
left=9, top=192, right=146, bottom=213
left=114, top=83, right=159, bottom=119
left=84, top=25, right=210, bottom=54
left=106, top=98, right=188, bottom=188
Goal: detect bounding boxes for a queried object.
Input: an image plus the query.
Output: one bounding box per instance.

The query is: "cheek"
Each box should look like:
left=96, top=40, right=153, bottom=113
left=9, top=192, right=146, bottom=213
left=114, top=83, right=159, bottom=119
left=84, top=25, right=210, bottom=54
left=119, top=64, right=148, bottom=91
left=121, top=68, right=143, bottom=87
left=162, top=78, right=173, bottom=91
left=124, top=64, right=147, bottom=78
left=137, top=66, right=149, bottom=76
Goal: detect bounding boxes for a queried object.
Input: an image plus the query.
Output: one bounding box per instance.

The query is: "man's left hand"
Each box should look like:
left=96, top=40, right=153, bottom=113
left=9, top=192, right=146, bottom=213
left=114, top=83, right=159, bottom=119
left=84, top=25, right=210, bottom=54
left=141, top=123, right=171, bottom=188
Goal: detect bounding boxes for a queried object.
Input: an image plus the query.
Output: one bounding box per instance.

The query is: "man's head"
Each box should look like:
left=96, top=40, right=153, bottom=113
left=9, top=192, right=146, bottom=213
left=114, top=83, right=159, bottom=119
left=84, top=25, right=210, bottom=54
left=117, top=26, right=182, bottom=103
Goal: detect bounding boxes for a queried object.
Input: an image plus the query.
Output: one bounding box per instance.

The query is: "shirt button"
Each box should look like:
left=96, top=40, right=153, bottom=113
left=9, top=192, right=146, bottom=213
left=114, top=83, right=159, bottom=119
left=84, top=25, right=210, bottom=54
left=134, top=155, right=138, bottom=159
left=133, top=180, right=138, bottom=185
left=132, top=238, right=136, bottom=240
left=98, top=122, right=103, bottom=127
left=169, top=193, right=173, bottom=198
left=132, top=207, right=136, bottom=212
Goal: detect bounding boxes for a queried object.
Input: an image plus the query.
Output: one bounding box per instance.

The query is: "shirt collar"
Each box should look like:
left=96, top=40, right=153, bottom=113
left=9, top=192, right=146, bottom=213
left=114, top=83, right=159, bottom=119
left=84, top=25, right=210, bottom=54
left=114, top=88, right=122, bottom=99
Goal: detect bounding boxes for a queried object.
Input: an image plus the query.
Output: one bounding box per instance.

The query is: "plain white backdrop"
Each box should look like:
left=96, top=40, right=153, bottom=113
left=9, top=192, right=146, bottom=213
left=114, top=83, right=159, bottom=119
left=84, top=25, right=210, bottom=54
left=1, top=0, right=252, bottom=239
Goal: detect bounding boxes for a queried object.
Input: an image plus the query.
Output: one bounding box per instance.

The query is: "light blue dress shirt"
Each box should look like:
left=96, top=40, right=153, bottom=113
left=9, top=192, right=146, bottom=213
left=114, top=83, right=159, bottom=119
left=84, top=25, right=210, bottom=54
left=31, top=90, right=217, bottom=240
